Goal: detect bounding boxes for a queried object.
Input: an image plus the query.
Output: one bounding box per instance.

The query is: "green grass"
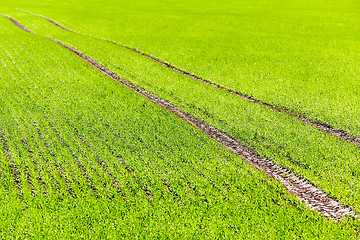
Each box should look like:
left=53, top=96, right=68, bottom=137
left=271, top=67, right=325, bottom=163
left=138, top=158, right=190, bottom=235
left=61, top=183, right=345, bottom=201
left=0, top=16, right=357, bottom=239
left=2, top=0, right=360, bottom=136
left=7, top=12, right=360, bottom=215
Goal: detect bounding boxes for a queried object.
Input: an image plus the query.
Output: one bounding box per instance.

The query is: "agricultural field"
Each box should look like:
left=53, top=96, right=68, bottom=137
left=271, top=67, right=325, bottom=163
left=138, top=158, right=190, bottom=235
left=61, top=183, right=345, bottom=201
left=0, top=0, right=359, bottom=238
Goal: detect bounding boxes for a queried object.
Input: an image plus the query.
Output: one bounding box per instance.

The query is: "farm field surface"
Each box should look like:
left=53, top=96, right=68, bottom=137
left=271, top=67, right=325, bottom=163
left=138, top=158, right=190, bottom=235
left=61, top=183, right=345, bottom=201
left=0, top=0, right=360, bottom=238
left=2, top=0, right=360, bottom=136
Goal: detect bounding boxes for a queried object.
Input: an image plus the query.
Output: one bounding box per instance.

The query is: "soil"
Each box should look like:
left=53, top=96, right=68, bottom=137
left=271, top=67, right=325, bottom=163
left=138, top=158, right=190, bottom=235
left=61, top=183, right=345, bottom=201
left=2, top=15, right=34, bottom=34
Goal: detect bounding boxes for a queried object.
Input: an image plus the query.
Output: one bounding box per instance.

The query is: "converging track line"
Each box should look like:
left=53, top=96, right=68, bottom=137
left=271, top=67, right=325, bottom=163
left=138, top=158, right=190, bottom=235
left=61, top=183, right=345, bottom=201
left=3, top=15, right=358, bottom=220
left=3, top=15, right=34, bottom=34
left=15, top=9, right=360, bottom=149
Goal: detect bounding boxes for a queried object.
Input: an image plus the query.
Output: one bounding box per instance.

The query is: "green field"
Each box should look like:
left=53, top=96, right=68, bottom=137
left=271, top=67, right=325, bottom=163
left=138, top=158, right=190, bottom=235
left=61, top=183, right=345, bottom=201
left=1, top=0, right=360, bottom=238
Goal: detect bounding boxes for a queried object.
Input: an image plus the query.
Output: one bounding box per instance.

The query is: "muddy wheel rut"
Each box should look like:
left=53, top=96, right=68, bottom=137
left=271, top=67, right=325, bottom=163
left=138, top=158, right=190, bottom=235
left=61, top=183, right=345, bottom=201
left=14, top=10, right=360, bottom=149
left=3, top=15, right=359, bottom=220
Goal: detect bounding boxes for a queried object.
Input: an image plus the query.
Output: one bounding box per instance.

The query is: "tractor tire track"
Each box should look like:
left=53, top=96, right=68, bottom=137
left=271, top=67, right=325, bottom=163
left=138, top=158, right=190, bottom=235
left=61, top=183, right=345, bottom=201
left=15, top=9, right=73, bottom=33
left=17, top=10, right=360, bottom=149
left=4, top=16, right=358, bottom=220
left=3, top=15, right=34, bottom=34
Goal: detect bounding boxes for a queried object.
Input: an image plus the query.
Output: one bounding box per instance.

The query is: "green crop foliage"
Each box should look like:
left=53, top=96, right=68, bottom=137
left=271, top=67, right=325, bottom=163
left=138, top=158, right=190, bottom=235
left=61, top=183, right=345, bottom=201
left=0, top=1, right=360, bottom=238
left=7, top=11, right=360, bottom=215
